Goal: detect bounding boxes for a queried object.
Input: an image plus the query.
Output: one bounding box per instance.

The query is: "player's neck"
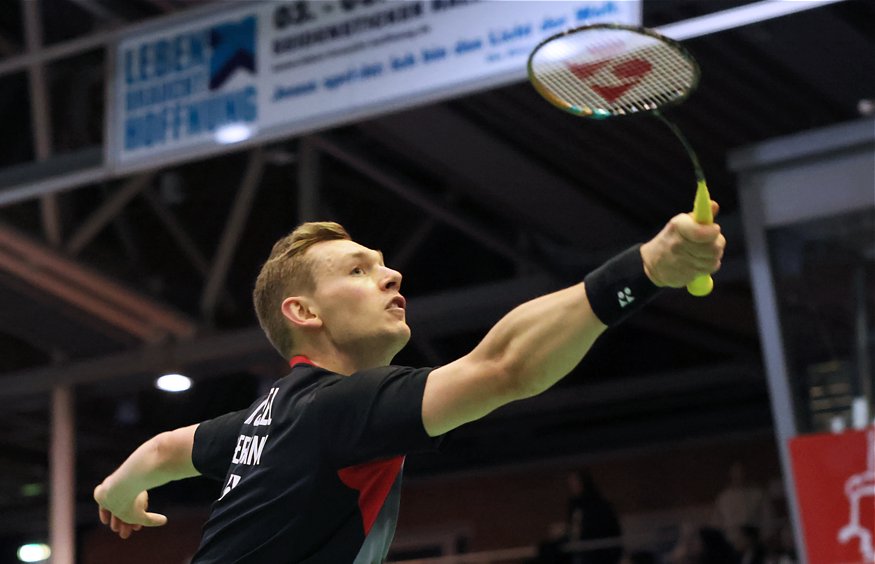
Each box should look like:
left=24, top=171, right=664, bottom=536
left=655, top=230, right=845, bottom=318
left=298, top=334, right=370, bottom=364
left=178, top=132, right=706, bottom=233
left=296, top=343, right=393, bottom=376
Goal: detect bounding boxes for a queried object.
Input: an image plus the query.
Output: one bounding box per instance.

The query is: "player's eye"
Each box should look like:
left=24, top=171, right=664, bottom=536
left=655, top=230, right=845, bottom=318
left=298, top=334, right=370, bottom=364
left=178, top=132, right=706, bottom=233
left=350, top=266, right=365, bottom=275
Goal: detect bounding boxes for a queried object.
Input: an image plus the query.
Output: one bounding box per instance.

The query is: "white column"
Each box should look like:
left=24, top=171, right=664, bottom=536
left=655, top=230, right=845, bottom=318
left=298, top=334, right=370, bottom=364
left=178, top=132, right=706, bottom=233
left=50, top=385, right=75, bottom=564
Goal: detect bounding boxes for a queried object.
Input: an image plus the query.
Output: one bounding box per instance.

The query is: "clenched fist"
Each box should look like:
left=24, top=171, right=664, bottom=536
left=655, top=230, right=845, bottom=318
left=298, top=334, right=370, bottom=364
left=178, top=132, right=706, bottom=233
left=640, top=201, right=725, bottom=288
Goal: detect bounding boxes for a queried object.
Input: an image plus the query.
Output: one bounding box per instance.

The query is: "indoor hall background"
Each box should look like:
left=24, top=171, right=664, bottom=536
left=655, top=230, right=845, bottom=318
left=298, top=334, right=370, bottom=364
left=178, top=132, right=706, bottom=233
left=0, top=0, right=872, bottom=562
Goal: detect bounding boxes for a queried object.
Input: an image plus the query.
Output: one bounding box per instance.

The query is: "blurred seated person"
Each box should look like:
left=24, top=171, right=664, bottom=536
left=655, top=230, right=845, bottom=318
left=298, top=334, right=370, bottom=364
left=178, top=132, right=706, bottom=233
left=620, top=550, right=658, bottom=564
left=668, top=523, right=740, bottom=564
left=738, top=525, right=765, bottom=564
left=713, top=462, right=768, bottom=551
left=566, top=469, right=624, bottom=564
left=532, top=469, right=623, bottom=564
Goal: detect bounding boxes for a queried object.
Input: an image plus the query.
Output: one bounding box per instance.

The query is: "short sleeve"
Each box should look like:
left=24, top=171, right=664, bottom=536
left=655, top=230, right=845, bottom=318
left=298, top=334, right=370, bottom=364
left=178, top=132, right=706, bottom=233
left=315, top=366, right=443, bottom=467
left=192, top=409, right=248, bottom=481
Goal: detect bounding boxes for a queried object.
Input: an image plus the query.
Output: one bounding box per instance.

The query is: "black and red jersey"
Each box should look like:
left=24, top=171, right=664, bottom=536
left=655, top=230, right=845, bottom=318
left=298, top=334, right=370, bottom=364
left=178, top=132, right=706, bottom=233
left=190, top=357, right=443, bottom=563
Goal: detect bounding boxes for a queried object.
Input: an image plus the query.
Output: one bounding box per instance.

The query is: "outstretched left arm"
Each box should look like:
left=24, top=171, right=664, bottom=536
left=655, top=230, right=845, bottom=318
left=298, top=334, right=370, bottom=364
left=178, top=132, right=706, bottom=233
left=93, top=424, right=200, bottom=539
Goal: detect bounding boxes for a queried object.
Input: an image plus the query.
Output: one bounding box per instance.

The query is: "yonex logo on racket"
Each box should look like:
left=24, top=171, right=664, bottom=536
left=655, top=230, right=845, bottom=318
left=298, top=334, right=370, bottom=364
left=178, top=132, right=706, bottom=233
left=567, top=57, right=653, bottom=104
left=529, top=24, right=699, bottom=119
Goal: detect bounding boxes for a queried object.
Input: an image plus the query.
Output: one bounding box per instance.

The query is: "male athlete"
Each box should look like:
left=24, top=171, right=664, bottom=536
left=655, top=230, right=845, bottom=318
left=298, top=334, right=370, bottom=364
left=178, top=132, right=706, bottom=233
left=94, top=207, right=724, bottom=562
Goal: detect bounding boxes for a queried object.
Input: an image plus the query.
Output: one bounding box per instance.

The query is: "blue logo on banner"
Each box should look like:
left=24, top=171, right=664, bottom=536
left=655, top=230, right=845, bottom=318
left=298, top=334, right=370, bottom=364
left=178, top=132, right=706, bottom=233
left=209, top=16, right=257, bottom=90
left=121, top=13, right=259, bottom=152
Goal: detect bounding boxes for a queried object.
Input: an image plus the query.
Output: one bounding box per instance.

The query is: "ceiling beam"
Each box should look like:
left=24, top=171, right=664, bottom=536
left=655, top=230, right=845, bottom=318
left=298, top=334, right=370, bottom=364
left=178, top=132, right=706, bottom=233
left=0, top=326, right=271, bottom=399
left=66, top=0, right=125, bottom=25
left=0, top=268, right=754, bottom=398
left=297, top=137, right=321, bottom=222
left=656, top=0, right=847, bottom=40
left=200, top=148, right=265, bottom=320
left=140, top=185, right=236, bottom=314
left=22, top=0, right=51, bottom=161
left=0, top=2, right=225, bottom=77
left=361, top=106, right=644, bottom=249
left=737, top=9, right=875, bottom=114
left=310, top=134, right=538, bottom=272
left=21, top=0, right=64, bottom=248
left=0, top=221, right=196, bottom=343
left=65, top=173, right=155, bottom=255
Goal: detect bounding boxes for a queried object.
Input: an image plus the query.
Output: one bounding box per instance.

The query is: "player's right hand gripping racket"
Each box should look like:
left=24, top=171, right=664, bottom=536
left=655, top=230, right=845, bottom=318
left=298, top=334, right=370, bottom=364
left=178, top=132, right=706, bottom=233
left=527, top=23, right=714, bottom=296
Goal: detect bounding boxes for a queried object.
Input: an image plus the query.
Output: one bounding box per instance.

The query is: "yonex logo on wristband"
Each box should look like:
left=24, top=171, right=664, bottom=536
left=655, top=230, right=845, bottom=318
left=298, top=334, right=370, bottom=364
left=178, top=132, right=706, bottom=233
left=584, top=245, right=661, bottom=326
left=618, top=287, right=634, bottom=308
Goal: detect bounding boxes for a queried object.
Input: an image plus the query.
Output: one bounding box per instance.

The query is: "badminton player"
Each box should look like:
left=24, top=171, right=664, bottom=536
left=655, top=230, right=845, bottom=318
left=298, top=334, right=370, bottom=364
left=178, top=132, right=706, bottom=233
left=94, top=207, right=724, bottom=562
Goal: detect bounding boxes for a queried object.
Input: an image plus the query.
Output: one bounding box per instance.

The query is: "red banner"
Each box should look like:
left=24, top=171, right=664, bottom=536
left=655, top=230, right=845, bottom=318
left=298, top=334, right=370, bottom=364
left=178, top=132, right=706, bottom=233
left=790, top=426, right=875, bottom=564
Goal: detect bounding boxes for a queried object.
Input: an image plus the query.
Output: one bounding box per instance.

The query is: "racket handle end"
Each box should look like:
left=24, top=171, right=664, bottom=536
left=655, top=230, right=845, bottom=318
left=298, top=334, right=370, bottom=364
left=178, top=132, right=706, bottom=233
left=687, top=275, right=713, bottom=297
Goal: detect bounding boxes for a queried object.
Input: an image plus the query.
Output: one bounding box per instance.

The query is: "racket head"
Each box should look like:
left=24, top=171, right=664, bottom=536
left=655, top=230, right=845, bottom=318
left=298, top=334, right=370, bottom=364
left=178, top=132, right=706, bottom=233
left=527, top=23, right=701, bottom=119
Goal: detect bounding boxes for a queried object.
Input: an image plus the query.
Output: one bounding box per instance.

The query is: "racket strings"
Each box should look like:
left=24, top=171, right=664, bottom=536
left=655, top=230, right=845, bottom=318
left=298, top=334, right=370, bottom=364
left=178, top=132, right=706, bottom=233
left=531, top=30, right=696, bottom=116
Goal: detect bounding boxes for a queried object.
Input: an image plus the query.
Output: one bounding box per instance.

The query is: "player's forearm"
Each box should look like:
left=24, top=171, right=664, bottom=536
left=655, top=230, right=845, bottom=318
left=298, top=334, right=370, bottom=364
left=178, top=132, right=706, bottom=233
left=481, top=215, right=725, bottom=398
left=474, top=282, right=606, bottom=398
left=101, top=427, right=199, bottom=500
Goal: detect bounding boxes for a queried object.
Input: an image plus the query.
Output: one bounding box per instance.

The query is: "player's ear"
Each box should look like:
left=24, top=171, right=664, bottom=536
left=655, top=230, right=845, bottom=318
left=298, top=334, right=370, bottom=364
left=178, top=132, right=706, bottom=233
left=281, top=296, right=322, bottom=330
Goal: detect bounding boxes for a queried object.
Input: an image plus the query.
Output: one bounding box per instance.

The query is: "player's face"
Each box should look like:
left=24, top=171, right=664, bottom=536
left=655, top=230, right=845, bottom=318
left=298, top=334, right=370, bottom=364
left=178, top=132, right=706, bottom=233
left=308, top=239, right=410, bottom=359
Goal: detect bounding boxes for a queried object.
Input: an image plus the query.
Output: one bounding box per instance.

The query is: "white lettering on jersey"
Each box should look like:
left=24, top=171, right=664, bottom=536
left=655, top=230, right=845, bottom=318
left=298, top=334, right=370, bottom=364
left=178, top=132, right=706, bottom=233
left=223, top=387, right=278, bottom=500
left=244, top=387, right=278, bottom=427
left=253, top=387, right=278, bottom=427
left=219, top=473, right=241, bottom=500
left=232, top=434, right=246, bottom=463
left=231, top=434, right=269, bottom=466
left=243, top=398, right=268, bottom=425
left=238, top=436, right=252, bottom=464
left=247, top=434, right=268, bottom=465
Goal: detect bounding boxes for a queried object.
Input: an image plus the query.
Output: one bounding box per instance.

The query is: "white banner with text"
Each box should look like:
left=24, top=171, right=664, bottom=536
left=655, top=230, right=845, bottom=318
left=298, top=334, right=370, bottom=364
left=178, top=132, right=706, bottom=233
left=109, top=0, right=641, bottom=171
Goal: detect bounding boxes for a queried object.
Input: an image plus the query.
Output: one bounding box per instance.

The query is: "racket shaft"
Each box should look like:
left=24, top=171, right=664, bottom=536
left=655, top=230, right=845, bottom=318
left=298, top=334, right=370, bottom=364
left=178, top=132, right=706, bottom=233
left=687, top=180, right=713, bottom=296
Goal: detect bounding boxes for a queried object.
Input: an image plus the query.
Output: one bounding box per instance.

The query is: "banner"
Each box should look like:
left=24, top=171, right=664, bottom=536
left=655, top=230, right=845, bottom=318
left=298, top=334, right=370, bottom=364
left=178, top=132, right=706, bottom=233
left=789, top=427, right=875, bottom=563
left=108, top=0, right=640, bottom=172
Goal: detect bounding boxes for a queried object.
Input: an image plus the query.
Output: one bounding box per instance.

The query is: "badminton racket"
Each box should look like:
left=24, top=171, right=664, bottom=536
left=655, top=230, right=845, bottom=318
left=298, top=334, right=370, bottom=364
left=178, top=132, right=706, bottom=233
left=528, top=23, right=714, bottom=296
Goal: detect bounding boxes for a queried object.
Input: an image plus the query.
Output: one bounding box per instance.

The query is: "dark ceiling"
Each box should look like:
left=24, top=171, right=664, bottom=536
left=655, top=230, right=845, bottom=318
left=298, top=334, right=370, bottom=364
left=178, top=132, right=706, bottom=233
left=0, top=0, right=873, bottom=546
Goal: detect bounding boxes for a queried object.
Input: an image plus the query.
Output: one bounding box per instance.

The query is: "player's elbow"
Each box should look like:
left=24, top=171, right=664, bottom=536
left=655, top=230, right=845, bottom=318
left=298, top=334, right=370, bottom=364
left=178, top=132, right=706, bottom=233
left=498, top=352, right=549, bottom=401
left=152, top=430, right=191, bottom=476
left=151, top=432, right=177, bottom=471
left=149, top=425, right=198, bottom=480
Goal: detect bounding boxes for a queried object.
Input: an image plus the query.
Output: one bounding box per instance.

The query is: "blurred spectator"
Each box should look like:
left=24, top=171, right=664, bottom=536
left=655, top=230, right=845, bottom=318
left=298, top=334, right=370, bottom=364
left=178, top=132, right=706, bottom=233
left=620, top=550, right=658, bottom=564
left=667, top=522, right=700, bottom=564
left=761, top=479, right=794, bottom=563
left=764, top=522, right=798, bottom=564
left=738, top=525, right=765, bottom=564
left=667, top=523, right=740, bottom=564
left=566, top=469, right=623, bottom=564
left=712, top=462, right=769, bottom=551
left=531, top=469, right=623, bottom=564
left=700, top=528, right=741, bottom=564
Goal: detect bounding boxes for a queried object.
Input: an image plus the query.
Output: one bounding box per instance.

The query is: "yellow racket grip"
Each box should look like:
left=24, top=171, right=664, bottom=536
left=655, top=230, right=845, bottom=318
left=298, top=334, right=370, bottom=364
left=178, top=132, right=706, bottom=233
left=686, top=179, right=714, bottom=297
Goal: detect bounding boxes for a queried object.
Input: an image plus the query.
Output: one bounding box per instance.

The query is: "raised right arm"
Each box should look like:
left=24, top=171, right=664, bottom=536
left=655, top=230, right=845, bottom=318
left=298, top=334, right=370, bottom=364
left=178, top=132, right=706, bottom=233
left=421, top=207, right=725, bottom=437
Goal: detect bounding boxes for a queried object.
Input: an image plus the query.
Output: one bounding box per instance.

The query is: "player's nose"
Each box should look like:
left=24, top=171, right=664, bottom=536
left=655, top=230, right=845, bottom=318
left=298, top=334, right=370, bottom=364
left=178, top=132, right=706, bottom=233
left=381, top=267, right=402, bottom=291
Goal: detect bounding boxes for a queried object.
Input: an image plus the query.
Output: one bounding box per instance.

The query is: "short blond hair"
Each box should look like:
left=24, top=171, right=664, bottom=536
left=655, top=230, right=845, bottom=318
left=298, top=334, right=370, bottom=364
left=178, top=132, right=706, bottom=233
left=253, top=222, right=351, bottom=358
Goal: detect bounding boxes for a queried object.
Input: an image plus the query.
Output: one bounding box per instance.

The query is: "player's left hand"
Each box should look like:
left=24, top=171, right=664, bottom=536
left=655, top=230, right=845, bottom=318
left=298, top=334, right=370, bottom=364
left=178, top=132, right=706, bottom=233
left=97, top=505, right=143, bottom=540
left=94, top=483, right=167, bottom=539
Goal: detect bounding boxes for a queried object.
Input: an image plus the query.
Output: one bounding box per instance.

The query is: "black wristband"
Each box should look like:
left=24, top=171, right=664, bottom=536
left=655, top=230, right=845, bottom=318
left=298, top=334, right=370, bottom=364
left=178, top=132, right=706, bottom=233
left=584, top=244, right=662, bottom=326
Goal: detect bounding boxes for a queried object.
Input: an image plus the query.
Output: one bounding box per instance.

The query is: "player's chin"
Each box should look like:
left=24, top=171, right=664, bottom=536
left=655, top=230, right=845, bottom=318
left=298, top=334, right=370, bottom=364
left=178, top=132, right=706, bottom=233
left=393, top=321, right=411, bottom=342
left=389, top=322, right=411, bottom=349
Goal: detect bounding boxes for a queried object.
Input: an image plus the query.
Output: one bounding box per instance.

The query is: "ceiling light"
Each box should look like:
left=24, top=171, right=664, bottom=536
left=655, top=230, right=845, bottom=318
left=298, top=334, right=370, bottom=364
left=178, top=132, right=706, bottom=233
left=17, top=544, right=51, bottom=563
left=155, top=373, right=192, bottom=392
left=214, top=123, right=253, bottom=144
